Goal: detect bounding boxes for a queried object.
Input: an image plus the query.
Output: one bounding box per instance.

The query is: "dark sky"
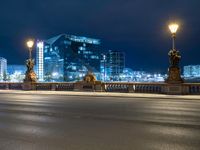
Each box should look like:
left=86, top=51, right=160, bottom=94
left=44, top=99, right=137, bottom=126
left=0, top=0, right=200, bottom=72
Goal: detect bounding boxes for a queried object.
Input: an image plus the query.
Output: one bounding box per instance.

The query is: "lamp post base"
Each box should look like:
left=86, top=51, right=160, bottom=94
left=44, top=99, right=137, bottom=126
left=24, top=71, right=37, bottom=83
left=165, top=66, right=184, bottom=84
left=23, top=58, right=37, bottom=85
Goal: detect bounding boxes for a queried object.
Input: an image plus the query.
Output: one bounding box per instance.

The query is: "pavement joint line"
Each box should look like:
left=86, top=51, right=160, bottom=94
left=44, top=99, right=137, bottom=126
left=0, top=90, right=200, bottom=100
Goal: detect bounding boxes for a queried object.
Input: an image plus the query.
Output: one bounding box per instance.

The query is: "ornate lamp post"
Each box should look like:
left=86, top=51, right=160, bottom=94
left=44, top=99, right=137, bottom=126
left=165, top=23, right=184, bottom=83
left=24, top=39, right=37, bottom=83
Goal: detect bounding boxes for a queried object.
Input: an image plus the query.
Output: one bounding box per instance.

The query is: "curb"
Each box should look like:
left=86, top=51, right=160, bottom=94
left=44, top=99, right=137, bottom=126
left=0, top=90, right=200, bottom=100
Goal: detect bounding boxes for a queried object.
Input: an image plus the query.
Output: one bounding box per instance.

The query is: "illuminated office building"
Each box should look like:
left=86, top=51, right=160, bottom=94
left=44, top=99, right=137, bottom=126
left=7, top=65, right=26, bottom=82
left=37, top=34, right=101, bottom=82
left=105, top=50, right=125, bottom=81
left=100, top=54, right=107, bottom=81
left=0, top=57, right=7, bottom=80
left=7, top=65, right=26, bottom=75
left=36, top=41, right=44, bottom=81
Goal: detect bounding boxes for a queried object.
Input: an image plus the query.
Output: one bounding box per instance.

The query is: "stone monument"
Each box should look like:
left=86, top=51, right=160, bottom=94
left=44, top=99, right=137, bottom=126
left=74, top=72, right=102, bottom=92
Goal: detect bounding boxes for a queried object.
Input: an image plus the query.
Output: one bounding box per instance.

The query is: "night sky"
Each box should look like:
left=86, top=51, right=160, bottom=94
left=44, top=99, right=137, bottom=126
left=0, top=0, right=200, bottom=73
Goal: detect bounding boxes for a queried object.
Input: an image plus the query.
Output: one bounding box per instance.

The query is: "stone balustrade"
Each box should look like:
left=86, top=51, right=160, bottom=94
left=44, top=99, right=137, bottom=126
left=186, top=83, right=200, bottom=95
left=0, top=82, right=200, bottom=95
left=104, top=82, right=166, bottom=94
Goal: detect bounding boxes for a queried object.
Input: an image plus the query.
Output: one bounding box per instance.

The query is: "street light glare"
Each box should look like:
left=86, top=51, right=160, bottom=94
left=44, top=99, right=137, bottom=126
left=27, top=40, right=34, bottom=48
left=168, top=23, right=179, bottom=34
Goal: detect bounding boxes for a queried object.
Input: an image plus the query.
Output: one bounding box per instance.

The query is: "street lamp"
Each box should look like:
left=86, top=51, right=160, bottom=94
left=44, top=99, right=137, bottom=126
left=26, top=40, right=34, bottom=60
left=24, top=39, right=37, bottom=84
left=168, top=23, right=179, bottom=50
left=165, top=22, right=183, bottom=84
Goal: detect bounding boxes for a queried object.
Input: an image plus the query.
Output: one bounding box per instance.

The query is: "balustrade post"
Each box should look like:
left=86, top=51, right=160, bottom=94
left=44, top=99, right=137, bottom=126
left=101, top=83, right=106, bottom=92
left=51, top=84, right=56, bottom=91
left=5, top=83, right=9, bottom=90
left=128, top=84, right=134, bottom=93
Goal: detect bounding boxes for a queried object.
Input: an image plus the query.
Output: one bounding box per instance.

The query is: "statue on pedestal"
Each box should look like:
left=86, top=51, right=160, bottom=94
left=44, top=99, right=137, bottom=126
left=83, top=72, right=96, bottom=83
left=24, top=59, right=37, bottom=83
left=168, top=49, right=181, bottom=67
left=166, top=49, right=183, bottom=83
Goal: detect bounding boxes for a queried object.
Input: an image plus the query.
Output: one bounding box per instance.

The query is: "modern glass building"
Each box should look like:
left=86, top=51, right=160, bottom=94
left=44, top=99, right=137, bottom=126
left=36, top=41, right=44, bottom=81
left=7, top=65, right=26, bottom=75
left=36, top=34, right=101, bottom=82
left=0, top=57, right=7, bottom=80
left=100, top=54, right=107, bottom=81
left=101, top=50, right=125, bottom=81
left=184, top=65, right=200, bottom=77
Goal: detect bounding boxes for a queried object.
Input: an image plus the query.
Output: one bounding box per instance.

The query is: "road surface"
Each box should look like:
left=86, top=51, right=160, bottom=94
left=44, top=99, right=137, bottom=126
left=0, top=93, right=200, bottom=150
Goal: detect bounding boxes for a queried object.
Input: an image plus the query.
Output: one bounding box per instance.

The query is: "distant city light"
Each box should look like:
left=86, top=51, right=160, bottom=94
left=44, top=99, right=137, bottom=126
left=52, top=72, right=59, bottom=77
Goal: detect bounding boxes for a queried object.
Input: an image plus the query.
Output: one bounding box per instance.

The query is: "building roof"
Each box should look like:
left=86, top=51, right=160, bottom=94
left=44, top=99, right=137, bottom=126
left=0, top=57, right=7, bottom=61
left=45, top=34, right=65, bottom=45
left=45, top=34, right=100, bottom=45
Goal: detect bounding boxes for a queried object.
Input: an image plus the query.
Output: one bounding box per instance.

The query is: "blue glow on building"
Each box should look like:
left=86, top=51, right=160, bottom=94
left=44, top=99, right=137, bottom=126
left=36, top=41, right=44, bottom=82
left=37, top=34, right=101, bottom=82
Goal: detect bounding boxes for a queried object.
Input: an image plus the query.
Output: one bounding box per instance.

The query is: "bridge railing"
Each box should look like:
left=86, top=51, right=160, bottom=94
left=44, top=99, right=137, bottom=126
left=0, top=82, right=200, bottom=95
left=33, top=82, right=75, bottom=91
left=104, top=82, right=166, bottom=94
left=0, top=82, right=23, bottom=90
left=184, top=83, right=200, bottom=95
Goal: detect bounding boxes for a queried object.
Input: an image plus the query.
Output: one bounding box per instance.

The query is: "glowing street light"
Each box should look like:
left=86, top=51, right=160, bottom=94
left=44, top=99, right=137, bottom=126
left=168, top=23, right=179, bottom=50
left=169, top=23, right=179, bottom=34
left=26, top=40, right=34, bottom=59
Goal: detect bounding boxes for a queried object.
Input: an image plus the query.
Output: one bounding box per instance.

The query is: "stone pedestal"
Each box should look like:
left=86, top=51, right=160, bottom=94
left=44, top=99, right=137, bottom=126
left=74, top=81, right=103, bottom=92
left=164, top=84, right=189, bottom=95
left=164, top=84, right=183, bottom=95
left=22, top=82, right=33, bottom=90
left=165, top=67, right=183, bottom=84
left=24, top=71, right=37, bottom=83
left=74, top=72, right=103, bottom=92
left=164, top=66, right=186, bottom=95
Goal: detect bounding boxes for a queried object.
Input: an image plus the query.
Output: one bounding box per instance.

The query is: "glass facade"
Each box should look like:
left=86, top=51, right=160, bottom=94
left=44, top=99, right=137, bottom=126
left=37, top=34, right=101, bottom=82
left=7, top=65, right=26, bottom=75
left=0, top=57, right=7, bottom=81
left=36, top=41, right=44, bottom=81
left=101, top=50, right=125, bottom=81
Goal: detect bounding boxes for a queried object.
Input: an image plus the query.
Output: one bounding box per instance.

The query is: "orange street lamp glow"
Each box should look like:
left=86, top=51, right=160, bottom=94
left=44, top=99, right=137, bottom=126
left=168, top=23, right=179, bottom=34
left=26, top=40, right=34, bottom=59
left=27, top=40, right=34, bottom=49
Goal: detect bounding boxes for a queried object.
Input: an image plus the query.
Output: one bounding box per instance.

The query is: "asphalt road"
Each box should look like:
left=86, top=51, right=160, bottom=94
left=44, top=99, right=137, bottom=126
left=0, top=93, right=200, bottom=150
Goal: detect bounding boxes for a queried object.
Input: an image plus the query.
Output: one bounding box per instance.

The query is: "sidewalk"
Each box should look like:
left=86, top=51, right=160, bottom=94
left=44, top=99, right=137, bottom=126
left=0, top=90, right=200, bottom=100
